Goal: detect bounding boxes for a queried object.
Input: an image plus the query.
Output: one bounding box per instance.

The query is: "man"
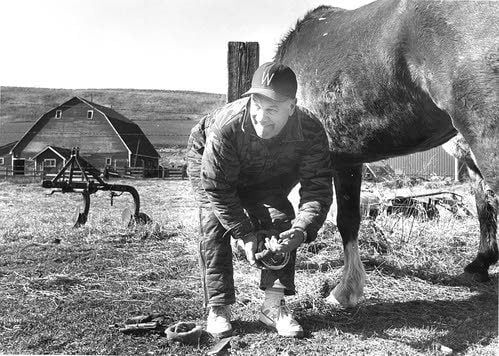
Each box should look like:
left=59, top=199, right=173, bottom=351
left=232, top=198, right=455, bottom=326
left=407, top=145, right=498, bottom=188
left=187, top=62, right=332, bottom=338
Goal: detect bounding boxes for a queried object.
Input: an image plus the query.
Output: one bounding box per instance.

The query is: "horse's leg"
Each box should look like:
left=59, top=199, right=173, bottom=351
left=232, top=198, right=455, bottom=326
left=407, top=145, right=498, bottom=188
left=325, top=164, right=366, bottom=307
left=438, top=67, right=499, bottom=193
left=463, top=156, right=498, bottom=282
left=443, top=136, right=498, bottom=281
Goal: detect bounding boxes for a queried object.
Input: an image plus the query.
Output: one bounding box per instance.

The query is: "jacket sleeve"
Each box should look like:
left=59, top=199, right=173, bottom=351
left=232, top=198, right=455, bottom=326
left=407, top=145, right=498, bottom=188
left=201, top=127, right=254, bottom=239
left=291, top=119, right=333, bottom=243
left=186, top=116, right=207, bottom=199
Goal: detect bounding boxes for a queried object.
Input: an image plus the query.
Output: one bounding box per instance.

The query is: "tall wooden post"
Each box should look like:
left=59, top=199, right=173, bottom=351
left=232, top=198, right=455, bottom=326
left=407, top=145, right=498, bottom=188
left=227, top=42, right=259, bottom=103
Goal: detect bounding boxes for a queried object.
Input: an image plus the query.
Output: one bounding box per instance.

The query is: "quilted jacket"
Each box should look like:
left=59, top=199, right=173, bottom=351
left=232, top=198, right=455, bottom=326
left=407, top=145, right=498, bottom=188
left=187, top=97, right=333, bottom=242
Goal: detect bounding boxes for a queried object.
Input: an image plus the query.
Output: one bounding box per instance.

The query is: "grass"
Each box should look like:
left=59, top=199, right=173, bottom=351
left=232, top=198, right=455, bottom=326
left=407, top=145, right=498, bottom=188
left=0, top=178, right=497, bottom=355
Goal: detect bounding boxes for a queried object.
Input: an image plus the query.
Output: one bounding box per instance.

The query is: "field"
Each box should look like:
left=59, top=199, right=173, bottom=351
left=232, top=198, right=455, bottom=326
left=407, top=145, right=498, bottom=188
left=0, top=178, right=497, bottom=355
left=0, top=86, right=226, bottom=147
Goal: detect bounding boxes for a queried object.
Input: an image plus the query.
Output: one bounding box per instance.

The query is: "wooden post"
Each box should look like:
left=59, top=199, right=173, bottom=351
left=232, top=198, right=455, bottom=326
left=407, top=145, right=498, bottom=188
left=227, top=42, right=259, bottom=103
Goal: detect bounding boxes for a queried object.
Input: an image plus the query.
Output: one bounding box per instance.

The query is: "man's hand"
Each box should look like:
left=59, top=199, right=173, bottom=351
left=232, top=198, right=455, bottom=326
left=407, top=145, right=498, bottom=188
left=240, top=232, right=258, bottom=266
left=265, top=228, right=306, bottom=254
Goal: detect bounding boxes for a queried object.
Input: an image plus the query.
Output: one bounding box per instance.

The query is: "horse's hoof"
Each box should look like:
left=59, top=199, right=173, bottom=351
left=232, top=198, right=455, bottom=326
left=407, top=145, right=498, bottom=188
left=325, top=294, right=341, bottom=306
left=324, top=285, right=362, bottom=308
left=462, top=270, right=490, bottom=282
left=319, top=278, right=336, bottom=298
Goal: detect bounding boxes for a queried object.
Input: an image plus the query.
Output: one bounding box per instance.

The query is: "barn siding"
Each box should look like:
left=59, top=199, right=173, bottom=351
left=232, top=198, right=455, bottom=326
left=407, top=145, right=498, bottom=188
left=24, top=159, right=35, bottom=171
left=386, top=145, right=456, bottom=178
left=18, top=102, right=129, bottom=159
left=130, top=154, right=158, bottom=167
left=9, top=98, right=159, bottom=174
left=0, top=154, right=11, bottom=169
left=34, top=152, right=129, bottom=171
left=84, top=152, right=129, bottom=169
left=35, top=150, right=65, bottom=173
left=0, top=142, right=16, bottom=171
left=15, top=102, right=131, bottom=170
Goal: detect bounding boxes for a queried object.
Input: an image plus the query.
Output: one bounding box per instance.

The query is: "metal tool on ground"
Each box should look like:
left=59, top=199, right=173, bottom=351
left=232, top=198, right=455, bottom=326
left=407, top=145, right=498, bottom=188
left=165, top=322, right=203, bottom=345
left=42, top=147, right=151, bottom=228
left=110, top=315, right=204, bottom=345
left=109, top=314, right=165, bottom=335
left=207, top=336, right=234, bottom=355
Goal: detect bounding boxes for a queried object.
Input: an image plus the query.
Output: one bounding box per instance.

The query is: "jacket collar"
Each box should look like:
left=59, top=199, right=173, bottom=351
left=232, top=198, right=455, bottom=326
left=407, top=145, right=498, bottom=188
left=240, top=97, right=304, bottom=142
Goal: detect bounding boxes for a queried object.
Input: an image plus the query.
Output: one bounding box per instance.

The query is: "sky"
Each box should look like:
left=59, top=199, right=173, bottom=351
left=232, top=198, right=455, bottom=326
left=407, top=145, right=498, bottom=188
left=0, top=0, right=374, bottom=94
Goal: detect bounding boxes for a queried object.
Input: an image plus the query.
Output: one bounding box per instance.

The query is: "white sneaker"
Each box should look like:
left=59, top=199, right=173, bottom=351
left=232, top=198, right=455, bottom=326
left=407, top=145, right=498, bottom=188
left=206, top=305, right=233, bottom=338
left=259, top=299, right=304, bottom=338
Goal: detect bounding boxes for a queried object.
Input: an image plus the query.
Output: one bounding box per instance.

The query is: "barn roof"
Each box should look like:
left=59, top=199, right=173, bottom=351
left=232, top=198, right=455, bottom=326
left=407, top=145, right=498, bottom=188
left=80, top=98, right=160, bottom=158
left=10, top=97, right=160, bottom=159
left=0, top=141, right=18, bottom=156
left=32, top=145, right=74, bottom=160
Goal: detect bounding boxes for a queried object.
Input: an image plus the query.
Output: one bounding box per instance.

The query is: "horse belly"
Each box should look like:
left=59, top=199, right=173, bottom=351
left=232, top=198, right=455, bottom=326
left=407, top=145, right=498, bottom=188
left=300, top=74, right=457, bottom=165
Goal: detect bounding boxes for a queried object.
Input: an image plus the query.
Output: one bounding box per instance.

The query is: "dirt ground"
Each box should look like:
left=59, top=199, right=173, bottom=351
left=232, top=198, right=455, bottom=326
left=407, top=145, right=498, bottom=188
left=0, top=178, right=497, bottom=355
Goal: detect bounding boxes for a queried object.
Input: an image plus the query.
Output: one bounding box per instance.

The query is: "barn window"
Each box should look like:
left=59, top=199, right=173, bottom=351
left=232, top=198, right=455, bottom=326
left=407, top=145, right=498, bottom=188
left=87, top=110, right=94, bottom=119
left=44, top=159, right=56, bottom=167
left=0, top=157, right=4, bottom=165
left=105, top=157, right=112, bottom=166
left=55, top=110, right=62, bottom=119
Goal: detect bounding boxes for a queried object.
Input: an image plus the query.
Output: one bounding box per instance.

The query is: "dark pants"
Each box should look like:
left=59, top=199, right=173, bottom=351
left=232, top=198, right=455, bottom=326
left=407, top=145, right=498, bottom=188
left=196, top=188, right=297, bottom=307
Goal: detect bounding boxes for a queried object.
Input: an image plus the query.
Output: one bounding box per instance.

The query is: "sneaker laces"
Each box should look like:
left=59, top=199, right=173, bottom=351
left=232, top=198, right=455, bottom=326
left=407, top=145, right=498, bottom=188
left=276, top=300, right=299, bottom=325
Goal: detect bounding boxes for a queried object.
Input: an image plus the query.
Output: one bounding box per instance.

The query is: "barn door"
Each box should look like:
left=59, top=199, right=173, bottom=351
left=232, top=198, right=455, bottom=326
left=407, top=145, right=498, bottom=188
left=13, top=159, right=25, bottom=175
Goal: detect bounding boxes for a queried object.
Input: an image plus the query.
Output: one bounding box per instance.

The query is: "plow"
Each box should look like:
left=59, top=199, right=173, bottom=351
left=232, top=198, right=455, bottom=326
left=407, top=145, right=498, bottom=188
left=361, top=190, right=474, bottom=220
left=384, top=191, right=473, bottom=220
left=42, top=147, right=151, bottom=228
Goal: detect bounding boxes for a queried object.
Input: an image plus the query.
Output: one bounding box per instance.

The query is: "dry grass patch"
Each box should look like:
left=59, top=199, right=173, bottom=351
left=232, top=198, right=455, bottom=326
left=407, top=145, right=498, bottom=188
left=0, top=179, right=497, bottom=355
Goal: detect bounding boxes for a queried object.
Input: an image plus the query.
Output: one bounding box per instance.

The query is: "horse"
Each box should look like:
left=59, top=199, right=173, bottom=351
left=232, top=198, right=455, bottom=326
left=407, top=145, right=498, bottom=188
left=274, top=0, right=498, bottom=307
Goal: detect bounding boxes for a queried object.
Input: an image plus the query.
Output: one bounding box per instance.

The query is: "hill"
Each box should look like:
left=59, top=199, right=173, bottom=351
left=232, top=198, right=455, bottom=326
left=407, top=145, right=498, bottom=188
left=0, top=86, right=226, bottom=147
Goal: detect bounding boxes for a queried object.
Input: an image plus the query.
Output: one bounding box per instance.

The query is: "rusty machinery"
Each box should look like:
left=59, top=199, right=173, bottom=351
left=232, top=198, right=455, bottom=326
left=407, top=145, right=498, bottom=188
left=42, top=147, right=151, bottom=228
left=384, top=191, right=473, bottom=219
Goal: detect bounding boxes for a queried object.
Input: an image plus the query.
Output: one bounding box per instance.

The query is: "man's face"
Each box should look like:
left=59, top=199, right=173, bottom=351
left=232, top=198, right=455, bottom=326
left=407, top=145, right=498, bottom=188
left=249, top=94, right=296, bottom=139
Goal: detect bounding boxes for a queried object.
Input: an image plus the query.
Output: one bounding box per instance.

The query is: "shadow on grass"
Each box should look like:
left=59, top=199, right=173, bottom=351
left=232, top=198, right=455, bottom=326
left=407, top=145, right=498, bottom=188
left=297, top=254, right=498, bottom=291
left=299, top=291, right=497, bottom=353
left=232, top=320, right=272, bottom=336
left=362, top=256, right=499, bottom=291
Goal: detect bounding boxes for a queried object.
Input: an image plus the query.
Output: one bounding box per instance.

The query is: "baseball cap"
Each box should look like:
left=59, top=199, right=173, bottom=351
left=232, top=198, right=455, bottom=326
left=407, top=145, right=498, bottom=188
left=242, top=62, right=297, bottom=102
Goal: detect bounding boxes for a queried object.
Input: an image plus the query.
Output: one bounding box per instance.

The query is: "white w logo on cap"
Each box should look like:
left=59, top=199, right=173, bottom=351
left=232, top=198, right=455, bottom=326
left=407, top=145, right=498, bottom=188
left=261, top=67, right=275, bottom=86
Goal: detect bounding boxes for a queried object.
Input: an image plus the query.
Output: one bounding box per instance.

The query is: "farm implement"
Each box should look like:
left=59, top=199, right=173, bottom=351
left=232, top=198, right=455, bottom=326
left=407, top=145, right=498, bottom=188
left=42, top=147, right=151, bottom=228
left=361, top=190, right=474, bottom=220
left=384, top=191, right=473, bottom=220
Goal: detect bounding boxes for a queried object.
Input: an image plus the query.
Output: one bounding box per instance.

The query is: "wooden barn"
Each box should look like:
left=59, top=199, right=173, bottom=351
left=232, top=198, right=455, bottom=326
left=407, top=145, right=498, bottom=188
left=8, top=97, right=160, bottom=176
left=31, top=146, right=76, bottom=175
left=0, top=141, right=18, bottom=173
